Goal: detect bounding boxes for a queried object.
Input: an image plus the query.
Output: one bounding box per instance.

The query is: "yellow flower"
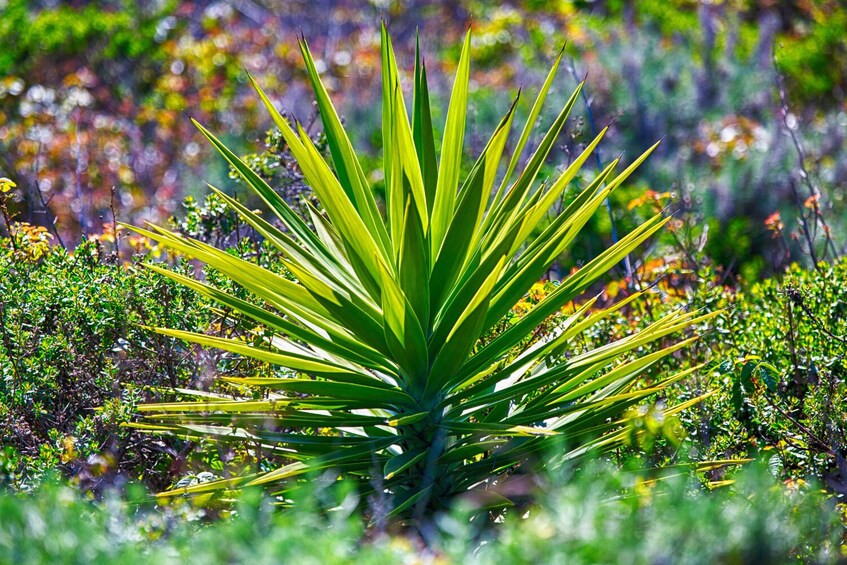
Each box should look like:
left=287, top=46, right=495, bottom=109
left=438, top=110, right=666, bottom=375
left=60, top=435, right=77, bottom=463
left=0, top=177, right=16, bottom=193
left=11, top=222, right=53, bottom=261
left=529, top=281, right=548, bottom=302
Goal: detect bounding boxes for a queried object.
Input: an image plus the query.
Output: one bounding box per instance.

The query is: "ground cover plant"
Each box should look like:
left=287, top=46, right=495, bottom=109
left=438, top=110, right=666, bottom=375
left=126, top=27, right=716, bottom=521
left=0, top=183, right=294, bottom=492
left=0, top=460, right=842, bottom=564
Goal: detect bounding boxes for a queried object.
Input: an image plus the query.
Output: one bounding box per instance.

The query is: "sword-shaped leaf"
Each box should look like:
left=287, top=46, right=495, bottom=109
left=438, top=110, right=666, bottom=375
left=430, top=30, right=471, bottom=255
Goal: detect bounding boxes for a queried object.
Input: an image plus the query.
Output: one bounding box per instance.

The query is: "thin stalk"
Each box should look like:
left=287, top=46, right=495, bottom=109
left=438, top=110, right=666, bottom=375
left=774, top=54, right=839, bottom=265
left=568, top=60, right=634, bottom=283
left=33, top=142, right=66, bottom=249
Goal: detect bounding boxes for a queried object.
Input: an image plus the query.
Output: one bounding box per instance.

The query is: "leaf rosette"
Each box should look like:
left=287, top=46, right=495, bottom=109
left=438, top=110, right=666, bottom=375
left=127, top=27, right=713, bottom=520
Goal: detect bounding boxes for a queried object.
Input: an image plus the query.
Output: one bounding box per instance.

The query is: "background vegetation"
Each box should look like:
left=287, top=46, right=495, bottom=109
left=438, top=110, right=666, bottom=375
left=1, top=0, right=845, bottom=276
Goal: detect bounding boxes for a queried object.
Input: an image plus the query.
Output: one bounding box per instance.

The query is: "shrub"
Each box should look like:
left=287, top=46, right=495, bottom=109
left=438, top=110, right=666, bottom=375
left=0, top=147, right=309, bottom=491
left=0, top=235, right=211, bottom=490
left=577, top=258, right=847, bottom=493
left=691, top=261, right=847, bottom=489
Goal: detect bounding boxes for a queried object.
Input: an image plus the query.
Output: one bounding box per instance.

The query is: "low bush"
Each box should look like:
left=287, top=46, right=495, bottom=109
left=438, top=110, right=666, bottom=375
left=577, top=258, right=847, bottom=494
left=0, top=236, right=209, bottom=490
left=0, top=187, right=299, bottom=492
left=2, top=197, right=845, bottom=506
left=690, top=260, right=847, bottom=492
left=0, top=460, right=842, bottom=564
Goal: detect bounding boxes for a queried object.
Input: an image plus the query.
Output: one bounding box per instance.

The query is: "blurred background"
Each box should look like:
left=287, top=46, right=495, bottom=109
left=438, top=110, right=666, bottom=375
left=0, top=0, right=845, bottom=279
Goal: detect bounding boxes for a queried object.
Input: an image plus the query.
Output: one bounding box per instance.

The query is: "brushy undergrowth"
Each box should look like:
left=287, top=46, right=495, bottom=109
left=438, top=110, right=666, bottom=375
left=0, top=237, right=205, bottom=489
left=0, top=187, right=844, bottom=559
left=0, top=229, right=289, bottom=492
left=2, top=232, right=846, bottom=499
left=575, top=258, right=847, bottom=494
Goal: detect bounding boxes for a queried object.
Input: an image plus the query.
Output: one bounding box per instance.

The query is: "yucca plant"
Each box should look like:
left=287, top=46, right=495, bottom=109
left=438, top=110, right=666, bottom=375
left=128, top=27, right=714, bottom=519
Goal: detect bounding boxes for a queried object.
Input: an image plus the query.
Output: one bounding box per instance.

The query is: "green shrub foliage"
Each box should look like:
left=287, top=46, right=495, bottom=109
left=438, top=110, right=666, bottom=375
left=0, top=238, right=208, bottom=490
left=0, top=461, right=842, bottom=564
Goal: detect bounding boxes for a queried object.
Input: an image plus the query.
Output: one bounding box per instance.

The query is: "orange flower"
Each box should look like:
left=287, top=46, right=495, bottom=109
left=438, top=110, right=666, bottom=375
left=764, top=211, right=783, bottom=237
left=803, top=194, right=820, bottom=210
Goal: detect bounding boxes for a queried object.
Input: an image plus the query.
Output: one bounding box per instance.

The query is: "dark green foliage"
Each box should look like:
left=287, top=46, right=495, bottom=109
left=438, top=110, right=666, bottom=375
left=170, top=192, right=295, bottom=282
left=173, top=193, right=243, bottom=246
left=0, top=238, right=209, bottom=490
left=0, top=119, right=315, bottom=492
left=579, top=259, right=847, bottom=491
left=693, top=261, right=847, bottom=487
left=229, top=127, right=324, bottom=218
